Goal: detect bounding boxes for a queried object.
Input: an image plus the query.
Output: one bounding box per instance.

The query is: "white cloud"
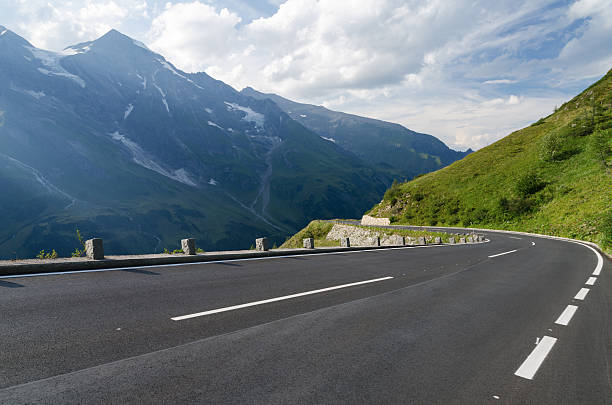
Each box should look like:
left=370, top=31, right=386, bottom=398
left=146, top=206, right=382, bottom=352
left=2, top=0, right=610, bottom=150
left=148, top=2, right=242, bottom=73
left=10, top=0, right=149, bottom=50
left=483, top=79, right=517, bottom=84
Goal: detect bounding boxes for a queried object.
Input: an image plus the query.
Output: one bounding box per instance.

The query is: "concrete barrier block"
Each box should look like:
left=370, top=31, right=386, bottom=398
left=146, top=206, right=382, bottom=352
left=255, top=237, right=269, bottom=251
left=418, top=237, right=426, bottom=245
left=434, top=237, right=441, bottom=244
left=181, top=238, right=196, bottom=255
left=85, top=238, right=104, bottom=260
left=448, top=237, right=455, bottom=244
left=303, top=238, right=314, bottom=249
left=459, top=237, right=466, bottom=244
left=341, top=237, right=350, bottom=247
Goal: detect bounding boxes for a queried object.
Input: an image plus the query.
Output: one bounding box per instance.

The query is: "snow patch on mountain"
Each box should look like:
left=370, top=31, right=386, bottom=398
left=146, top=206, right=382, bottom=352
left=158, top=59, right=188, bottom=80
left=11, top=85, right=46, bottom=99
left=109, top=131, right=195, bottom=187
left=63, top=45, right=91, bottom=55
left=300, top=114, right=307, bottom=118
left=321, top=136, right=337, bottom=143
left=1, top=29, right=8, bottom=36
left=161, top=98, right=170, bottom=114
left=132, top=39, right=150, bottom=51
left=208, top=178, right=218, bottom=186
left=152, top=82, right=166, bottom=98
left=157, top=58, right=205, bottom=90
left=208, top=121, right=223, bottom=129
left=224, top=102, right=265, bottom=129
left=124, top=103, right=134, bottom=119
left=204, top=108, right=213, bottom=114
left=136, top=74, right=147, bottom=89
left=26, top=46, right=86, bottom=88
left=24, top=90, right=45, bottom=99
left=152, top=80, right=169, bottom=114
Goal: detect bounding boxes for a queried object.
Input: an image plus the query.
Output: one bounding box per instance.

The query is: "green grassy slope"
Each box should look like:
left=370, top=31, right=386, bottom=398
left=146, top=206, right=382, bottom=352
left=367, top=69, right=612, bottom=252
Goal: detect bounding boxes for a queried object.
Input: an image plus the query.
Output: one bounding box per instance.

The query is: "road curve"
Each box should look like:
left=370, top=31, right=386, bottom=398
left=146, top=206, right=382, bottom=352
left=0, top=230, right=610, bottom=404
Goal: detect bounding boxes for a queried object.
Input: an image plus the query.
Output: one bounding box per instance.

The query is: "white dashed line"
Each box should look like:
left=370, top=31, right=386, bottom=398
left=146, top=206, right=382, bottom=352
left=171, top=276, right=394, bottom=321
left=514, top=336, right=557, bottom=380
left=574, top=288, right=590, bottom=301
left=555, top=305, right=578, bottom=326
left=488, top=249, right=518, bottom=258
left=586, top=277, right=597, bottom=286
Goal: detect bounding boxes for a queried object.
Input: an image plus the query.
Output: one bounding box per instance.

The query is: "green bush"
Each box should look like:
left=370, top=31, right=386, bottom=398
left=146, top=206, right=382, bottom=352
left=539, top=132, right=564, bottom=161
left=588, top=129, right=611, bottom=167
left=515, top=172, right=544, bottom=197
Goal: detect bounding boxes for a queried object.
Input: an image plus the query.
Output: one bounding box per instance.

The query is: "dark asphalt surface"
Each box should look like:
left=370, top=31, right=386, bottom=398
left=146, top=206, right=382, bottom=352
left=1, top=230, right=610, bottom=404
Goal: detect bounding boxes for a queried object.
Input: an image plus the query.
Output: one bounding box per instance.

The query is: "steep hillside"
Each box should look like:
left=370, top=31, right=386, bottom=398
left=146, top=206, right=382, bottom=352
left=0, top=26, right=389, bottom=258
left=368, top=69, right=612, bottom=252
left=241, top=87, right=471, bottom=179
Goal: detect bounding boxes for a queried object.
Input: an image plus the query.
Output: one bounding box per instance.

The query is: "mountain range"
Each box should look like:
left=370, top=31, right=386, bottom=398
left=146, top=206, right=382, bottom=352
left=0, top=26, right=467, bottom=258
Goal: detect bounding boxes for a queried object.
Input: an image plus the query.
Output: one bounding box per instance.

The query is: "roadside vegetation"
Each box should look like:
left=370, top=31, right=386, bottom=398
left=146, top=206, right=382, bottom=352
left=368, top=69, right=612, bottom=253
left=280, top=220, right=462, bottom=248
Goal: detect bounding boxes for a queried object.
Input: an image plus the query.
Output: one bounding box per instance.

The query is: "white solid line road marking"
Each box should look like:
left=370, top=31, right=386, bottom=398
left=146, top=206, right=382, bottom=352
left=508, top=236, right=522, bottom=240
left=514, top=336, right=557, bottom=380
left=586, top=277, right=597, bottom=286
left=574, top=288, right=590, bottom=300
left=488, top=249, right=518, bottom=258
left=171, top=276, right=394, bottom=321
left=555, top=305, right=578, bottom=326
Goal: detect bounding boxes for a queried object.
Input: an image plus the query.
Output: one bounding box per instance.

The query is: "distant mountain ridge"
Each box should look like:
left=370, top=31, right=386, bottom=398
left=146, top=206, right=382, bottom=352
left=0, top=26, right=467, bottom=258
left=241, top=87, right=471, bottom=178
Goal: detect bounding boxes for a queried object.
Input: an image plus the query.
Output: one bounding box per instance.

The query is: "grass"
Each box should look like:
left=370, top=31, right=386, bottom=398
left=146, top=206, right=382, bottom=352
left=368, top=68, right=612, bottom=253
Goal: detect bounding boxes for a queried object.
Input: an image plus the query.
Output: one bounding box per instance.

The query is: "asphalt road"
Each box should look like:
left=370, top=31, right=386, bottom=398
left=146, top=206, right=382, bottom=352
left=1, top=230, right=610, bottom=404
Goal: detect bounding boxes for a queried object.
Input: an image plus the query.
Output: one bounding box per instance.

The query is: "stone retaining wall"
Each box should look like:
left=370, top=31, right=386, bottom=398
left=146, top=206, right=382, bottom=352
left=360, top=215, right=390, bottom=226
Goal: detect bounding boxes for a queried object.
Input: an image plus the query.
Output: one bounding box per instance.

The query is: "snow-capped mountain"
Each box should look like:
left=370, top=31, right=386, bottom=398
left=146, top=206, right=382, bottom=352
left=1, top=27, right=392, bottom=257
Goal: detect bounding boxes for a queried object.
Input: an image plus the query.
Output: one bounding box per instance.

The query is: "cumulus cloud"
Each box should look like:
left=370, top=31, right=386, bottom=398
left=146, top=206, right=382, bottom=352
left=8, top=0, right=149, bottom=50
left=148, top=2, right=242, bottom=72
left=2, top=0, right=610, bottom=150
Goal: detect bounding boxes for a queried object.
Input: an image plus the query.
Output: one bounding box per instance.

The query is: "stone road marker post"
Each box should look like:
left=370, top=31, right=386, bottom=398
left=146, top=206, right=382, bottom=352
left=303, top=238, right=314, bottom=249
left=181, top=238, right=196, bottom=255
left=341, top=237, right=350, bottom=247
left=85, top=238, right=104, bottom=260
left=256, top=237, right=269, bottom=251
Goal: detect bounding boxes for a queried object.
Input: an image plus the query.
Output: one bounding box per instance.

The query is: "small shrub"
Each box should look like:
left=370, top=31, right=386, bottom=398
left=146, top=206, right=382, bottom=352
left=588, top=129, right=611, bottom=167
left=71, top=228, right=87, bottom=257
left=172, top=249, right=183, bottom=254
left=539, top=132, right=564, bottom=162
left=163, top=248, right=170, bottom=254
left=383, top=180, right=402, bottom=203
left=515, top=172, right=544, bottom=197
left=37, top=249, right=58, bottom=259
left=498, top=196, right=532, bottom=216
left=196, top=248, right=204, bottom=253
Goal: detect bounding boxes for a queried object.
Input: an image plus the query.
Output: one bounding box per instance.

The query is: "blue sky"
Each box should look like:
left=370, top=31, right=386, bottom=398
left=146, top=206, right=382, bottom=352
left=1, top=0, right=610, bottom=150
